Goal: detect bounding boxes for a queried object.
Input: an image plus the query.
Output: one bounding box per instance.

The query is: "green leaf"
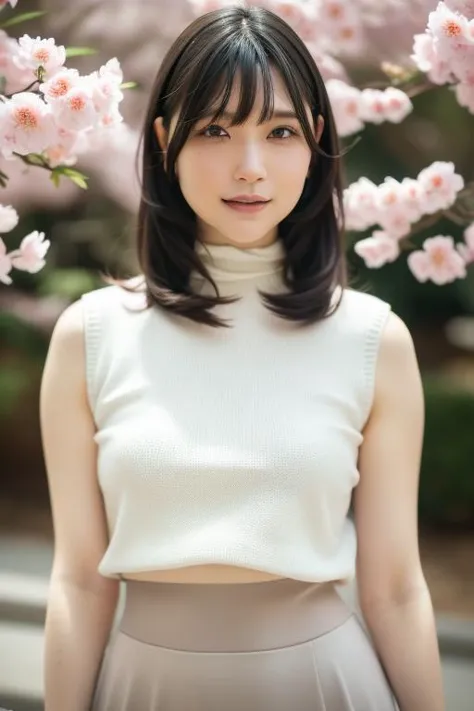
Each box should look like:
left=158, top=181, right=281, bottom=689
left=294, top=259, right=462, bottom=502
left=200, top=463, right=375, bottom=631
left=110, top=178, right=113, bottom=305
left=25, top=152, right=48, bottom=167
left=0, top=11, right=47, bottom=29
left=120, top=81, right=138, bottom=90
left=50, top=170, right=61, bottom=188
left=59, top=167, right=89, bottom=189
left=65, top=47, right=98, bottom=58
left=67, top=173, right=89, bottom=190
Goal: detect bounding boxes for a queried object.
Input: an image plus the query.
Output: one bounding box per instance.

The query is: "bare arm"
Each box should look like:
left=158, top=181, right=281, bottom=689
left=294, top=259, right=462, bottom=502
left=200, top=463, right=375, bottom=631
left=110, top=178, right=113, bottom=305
left=40, top=299, right=120, bottom=711
left=354, top=312, right=444, bottom=711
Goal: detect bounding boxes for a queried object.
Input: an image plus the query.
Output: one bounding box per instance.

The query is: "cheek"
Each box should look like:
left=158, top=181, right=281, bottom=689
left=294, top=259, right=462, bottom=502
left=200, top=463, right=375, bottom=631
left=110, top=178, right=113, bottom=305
left=276, top=148, right=311, bottom=184
left=177, top=147, right=222, bottom=182
left=175, top=151, right=223, bottom=215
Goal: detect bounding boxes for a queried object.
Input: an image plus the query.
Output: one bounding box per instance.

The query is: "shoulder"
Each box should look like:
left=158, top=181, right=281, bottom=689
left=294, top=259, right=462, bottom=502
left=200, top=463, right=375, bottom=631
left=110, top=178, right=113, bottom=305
left=333, top=287, right=392, bottom=340
left=377, top=311, right=418, bottom=375
left=338, top=288, right=418, bottom=385
left=48, top=285, right=120, bottom=361
left=372, top=310, right=423, bottom=416
left=338, top=286, right=391, bottom=316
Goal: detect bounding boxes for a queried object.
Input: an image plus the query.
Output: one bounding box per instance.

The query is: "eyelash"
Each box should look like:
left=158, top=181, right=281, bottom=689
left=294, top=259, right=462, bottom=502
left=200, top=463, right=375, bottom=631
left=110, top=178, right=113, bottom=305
left=199, top=125, right=299, bottom=140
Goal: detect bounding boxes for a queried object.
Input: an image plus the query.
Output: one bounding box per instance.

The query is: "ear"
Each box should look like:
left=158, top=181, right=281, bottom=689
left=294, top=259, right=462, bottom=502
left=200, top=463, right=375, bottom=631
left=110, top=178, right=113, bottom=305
left=154, top=116, right=169, bottom=170
left=315, top=114, right=324, bottom=143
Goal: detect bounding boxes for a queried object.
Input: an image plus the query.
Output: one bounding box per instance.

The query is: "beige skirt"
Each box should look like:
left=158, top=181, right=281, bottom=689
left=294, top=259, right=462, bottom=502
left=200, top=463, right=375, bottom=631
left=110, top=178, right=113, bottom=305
left=90, top=577, right=400, bottom=711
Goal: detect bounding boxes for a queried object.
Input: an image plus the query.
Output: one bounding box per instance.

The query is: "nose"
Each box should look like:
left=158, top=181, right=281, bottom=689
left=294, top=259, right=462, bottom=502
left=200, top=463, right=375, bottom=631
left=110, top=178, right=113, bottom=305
left=233, top=141, right=267, bottom=183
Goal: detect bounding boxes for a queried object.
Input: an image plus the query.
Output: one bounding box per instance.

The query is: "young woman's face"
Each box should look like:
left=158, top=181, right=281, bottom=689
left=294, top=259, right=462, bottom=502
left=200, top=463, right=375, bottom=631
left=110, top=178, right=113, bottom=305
left=155, top=66, right=324, bottom=249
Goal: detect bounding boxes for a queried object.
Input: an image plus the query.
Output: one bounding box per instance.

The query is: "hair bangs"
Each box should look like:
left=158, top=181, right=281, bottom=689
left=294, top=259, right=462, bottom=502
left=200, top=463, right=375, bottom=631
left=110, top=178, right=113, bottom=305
left=179, top=40, right=277, bottom=134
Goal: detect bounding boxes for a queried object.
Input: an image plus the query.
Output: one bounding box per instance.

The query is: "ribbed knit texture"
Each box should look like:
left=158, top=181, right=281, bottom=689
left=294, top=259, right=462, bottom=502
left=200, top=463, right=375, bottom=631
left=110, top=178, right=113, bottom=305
left=81, top=239, right=391, bottom=583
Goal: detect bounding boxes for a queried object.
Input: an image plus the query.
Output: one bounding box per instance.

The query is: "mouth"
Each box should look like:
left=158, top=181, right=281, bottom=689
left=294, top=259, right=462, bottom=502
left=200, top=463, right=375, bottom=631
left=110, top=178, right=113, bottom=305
left=222, top=199, right=271, bottom=213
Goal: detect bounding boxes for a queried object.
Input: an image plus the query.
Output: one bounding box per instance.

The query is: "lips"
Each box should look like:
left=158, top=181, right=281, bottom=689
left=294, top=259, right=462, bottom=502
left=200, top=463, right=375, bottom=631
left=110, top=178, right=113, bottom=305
left=222, top=196, right=270, bottom=203
left=224, top=199, right=268, bottom=204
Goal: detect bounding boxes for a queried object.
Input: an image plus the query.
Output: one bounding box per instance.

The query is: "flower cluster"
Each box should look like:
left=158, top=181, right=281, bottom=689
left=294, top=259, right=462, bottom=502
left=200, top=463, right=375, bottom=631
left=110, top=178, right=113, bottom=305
left=412, top=1, right=474, bottom=113
left=346, top=162, right=464, bottom=237
left=350, top=161, right=474, bottom=284
left=0, top=39, right=124, bottom=165
left=325, top=81, right=413, bottom=137
left=0, top=0, right=126, bottom=281
left=0, top=203, right=49, bottom=284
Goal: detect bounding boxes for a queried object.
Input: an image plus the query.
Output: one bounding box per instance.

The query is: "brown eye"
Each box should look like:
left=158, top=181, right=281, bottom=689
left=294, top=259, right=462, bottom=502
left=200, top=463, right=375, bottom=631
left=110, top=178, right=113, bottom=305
left=201, top=125, right=227, bottom=138
left=270, top=127, right=298, bottom=139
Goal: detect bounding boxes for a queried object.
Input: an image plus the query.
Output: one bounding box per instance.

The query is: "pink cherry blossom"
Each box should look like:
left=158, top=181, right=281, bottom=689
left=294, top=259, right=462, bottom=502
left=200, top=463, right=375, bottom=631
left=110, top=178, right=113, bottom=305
left=407, top=235, right=467, bottom=284
left=0, top=0, right=19, bottom=7
left=325, top=79, right=364, bottom=136
left=40, top=68, right=80, bottom=103
left=399, top=178, right=426, bottom=223
left=343, top=177, right=379, bottom=230
left=43, top=127, right=80, bottom=167
left=10, top=230, right=50, bottom=274
left=457, top=223, right=474, bottom=263
left=0, top=237, right=13, bottom=285
left=416, top=161, right=464, bottom=214
left=378, top=210, right=413, bottom=240
left=376, top=177, right=404, bottom=210
left=358, top=89, right=387, bottom=124
left=0, top=31, right=33, bottom=95
left=88, top=61, right=124, bottom=115
left=15, top=35, right=66, bottom=79
left=1, top=92, right=56, bottom=156
left=270, top=1, right=307, bottom=30
left=428, top=3, right=471, bottom=48
left=411, top=33, right=456, bottom=85
left=381, top=87, right=413, bottom=123
left=448, top=45, right=474, bottom=83
left=99, top=104, right=123, bottom=129
left=50, top=81, right=99, bottom=131
left=359, top=87, right=413, bottom=125
left=375, top=178, right=417, bottom=237
left=319, top=1, right=364, bottom=55
left=354, top=231, right=400, bottom=268
left=0, top=204, right=19, bottom=232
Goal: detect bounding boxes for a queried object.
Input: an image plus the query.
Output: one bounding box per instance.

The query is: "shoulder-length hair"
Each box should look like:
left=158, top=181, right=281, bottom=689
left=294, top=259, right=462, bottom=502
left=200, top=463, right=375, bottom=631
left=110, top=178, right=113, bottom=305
left=108, top=4, right=349, bottom=329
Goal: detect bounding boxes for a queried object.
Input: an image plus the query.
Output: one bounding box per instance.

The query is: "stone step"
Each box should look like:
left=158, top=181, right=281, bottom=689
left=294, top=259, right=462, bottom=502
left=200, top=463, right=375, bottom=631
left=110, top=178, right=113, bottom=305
left=0, top=620, right=43, bottom=711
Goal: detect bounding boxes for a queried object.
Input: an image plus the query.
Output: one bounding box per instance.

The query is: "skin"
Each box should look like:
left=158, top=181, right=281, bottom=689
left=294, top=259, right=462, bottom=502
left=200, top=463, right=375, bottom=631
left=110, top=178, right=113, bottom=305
left=41, top=66, right=444, bottom=711
left=154, top=67, right=324, bottom=249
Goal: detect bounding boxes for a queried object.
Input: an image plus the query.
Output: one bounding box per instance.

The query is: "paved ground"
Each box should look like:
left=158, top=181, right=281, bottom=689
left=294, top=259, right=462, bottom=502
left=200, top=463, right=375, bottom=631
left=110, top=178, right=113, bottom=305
left=1, top=533, right=473, bottom=711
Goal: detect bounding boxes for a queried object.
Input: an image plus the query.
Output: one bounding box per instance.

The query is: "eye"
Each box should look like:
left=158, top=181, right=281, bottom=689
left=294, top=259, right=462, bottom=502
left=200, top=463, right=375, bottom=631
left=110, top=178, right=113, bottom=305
left=270, top=126, right=299, bottom=140
left=200, top=124, right=227, bottom=138
left=198, top=124, right=299, bottom=140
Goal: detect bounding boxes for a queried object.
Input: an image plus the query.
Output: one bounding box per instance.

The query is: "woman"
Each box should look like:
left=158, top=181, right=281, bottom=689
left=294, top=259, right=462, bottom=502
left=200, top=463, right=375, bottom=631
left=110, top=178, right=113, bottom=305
left=40, top=5, right=444, bottom=711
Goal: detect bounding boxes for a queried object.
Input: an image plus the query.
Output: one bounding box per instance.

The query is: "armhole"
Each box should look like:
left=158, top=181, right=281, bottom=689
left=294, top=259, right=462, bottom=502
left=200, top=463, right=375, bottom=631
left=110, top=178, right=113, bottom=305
left=81, top=291, right=102, bottom=416
left=361, top=299, right=392, bottom=429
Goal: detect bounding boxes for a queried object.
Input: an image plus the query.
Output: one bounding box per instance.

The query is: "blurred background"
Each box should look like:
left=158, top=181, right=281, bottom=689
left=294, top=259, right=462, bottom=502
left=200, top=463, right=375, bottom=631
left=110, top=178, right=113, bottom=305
left=1, top=0, right=474, bottom=709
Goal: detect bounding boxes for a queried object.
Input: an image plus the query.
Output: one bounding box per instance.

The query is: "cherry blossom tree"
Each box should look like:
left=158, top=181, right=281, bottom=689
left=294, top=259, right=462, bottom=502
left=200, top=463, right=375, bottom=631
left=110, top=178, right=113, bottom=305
left=0, top=1, right=131, bottom=284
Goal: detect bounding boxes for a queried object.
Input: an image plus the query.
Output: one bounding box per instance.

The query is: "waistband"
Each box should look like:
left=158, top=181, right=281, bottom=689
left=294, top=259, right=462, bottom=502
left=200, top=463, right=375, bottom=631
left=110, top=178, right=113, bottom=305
left=119, top=577, right=354, bottom=653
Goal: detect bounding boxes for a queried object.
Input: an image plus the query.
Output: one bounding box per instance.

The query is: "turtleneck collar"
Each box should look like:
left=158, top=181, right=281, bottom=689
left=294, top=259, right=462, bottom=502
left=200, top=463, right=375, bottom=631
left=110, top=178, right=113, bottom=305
left=191, top=239, right=286, bottom=283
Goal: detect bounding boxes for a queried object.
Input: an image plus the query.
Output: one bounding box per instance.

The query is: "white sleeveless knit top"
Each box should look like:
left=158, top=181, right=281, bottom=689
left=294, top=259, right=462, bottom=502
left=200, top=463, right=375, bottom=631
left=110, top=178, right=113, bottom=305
left=81, top=238, right=391, bottom=583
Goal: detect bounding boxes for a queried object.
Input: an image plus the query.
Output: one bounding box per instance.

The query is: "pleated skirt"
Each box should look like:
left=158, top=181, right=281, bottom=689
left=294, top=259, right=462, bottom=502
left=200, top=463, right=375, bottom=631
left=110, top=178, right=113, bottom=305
left=90, top=577, right=400, bottom=711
